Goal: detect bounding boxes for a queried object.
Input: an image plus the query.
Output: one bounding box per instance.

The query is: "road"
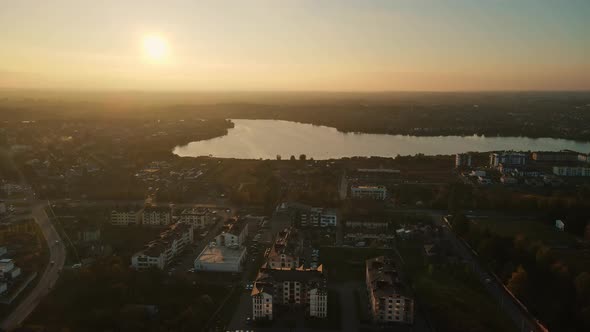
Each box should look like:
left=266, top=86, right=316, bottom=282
left=436, top=214, right=545, bottom=332
left=0, top=202, right=66, bottom=331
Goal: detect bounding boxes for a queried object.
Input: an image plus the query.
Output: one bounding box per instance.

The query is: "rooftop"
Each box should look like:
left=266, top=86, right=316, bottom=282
left=195, top=245, right=245, bottom=265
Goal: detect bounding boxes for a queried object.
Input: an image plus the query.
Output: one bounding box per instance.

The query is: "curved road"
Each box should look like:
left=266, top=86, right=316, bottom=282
left=1, top=203, right=66, bottom=331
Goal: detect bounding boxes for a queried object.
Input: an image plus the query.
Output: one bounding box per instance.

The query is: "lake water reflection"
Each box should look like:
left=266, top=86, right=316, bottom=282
left=173, top=119, right=590, bottom=159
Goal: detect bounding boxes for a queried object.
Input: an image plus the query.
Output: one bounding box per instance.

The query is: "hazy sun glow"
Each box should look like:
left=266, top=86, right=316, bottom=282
left=142, top=35, right=168, bottom=62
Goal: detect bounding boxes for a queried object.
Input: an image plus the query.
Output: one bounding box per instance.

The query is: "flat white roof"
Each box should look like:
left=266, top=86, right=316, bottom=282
left=195, top=246, right=245, bottom=265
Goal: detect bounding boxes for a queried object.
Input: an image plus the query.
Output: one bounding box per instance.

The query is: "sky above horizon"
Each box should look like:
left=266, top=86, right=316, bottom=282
left=1, top=0, right=589, bottom=91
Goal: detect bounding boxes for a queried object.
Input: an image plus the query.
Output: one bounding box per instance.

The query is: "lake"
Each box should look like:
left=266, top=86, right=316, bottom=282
left=173, top=119, right=590, bottom=159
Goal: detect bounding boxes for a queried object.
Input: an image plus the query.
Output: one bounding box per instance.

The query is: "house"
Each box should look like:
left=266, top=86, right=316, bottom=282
left=252, top=265, right=327, bottom=321
left=366, top=256, right=414, bottom=324
left=131, top=223, right=193, bottom=270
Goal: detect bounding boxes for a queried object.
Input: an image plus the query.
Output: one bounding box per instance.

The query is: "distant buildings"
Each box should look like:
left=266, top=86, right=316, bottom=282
left=131, top=223, right=193, bottom=270
left=553, top=166, right=590, bottom=177
left=298, top=207, right=338, bottom=228
left=110, top=207, right=142, bottom=226
left=351, top=185, right=387, bottom=200
left=251, top=265, right=327, bottom=321
left=142, top=206, right=172, bottom=226
left=489, top=152, right=526, bottom=168
left=532, top=151, right=582, bottom=162
left=179, top=208, right=213, bottom=229
left=366, top=256, right=414, bottom=324
left=455, top=153, right=472, bottom=168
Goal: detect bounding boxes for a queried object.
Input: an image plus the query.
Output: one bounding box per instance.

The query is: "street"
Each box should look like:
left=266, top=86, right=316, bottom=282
left=1, top=202, right=66, bottom=331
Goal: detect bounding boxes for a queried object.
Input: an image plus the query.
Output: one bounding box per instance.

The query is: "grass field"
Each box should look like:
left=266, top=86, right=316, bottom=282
left=471, top=218, right=577, bottom=246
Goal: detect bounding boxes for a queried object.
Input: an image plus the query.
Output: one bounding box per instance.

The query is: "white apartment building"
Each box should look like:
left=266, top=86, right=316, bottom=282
left=299, top=207, right=338, bottom=228
left=179, top=208, right=212, bottom=229
left=131, top=223, right=194, bottom=270
left=142, top=206, right=172, bottom=226
left=110, top=208, right=142, bottom=226
left=455, top=153, right=472, bottom=168
left=251, top=287, right=274, bottom=320
left=366, top=256, right=414, bottom=324
left=351, top=185, right=387, bottom=200
left=553, top=166, right=590, bottom=177
left=215, top=220, right=248, bottom=248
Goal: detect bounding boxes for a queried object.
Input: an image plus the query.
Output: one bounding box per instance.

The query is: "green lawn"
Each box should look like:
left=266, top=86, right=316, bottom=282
left=471, top=218, right=577, bottom=246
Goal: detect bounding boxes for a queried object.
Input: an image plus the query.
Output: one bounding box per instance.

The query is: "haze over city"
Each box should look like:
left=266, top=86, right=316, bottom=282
left=1, top=0, right=589, bottom=91
left=2, top=2, right=590, bottom=332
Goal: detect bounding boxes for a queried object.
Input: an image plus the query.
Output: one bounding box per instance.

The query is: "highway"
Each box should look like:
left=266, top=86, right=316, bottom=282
left=0, top=202, right=66, bottom=331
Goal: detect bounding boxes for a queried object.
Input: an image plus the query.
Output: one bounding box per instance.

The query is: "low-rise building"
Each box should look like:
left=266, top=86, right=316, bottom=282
left=252, top=265, right=327, bottom=321
left=366, top=256, right=414, bottom=324
left=179, top=208, right=212, bottom=229
left=532, top=151, right=581, bottom=162
left=553, top=166, right=590, bottom=177
left=131, top=223, right=194, bottom=270
left=194, top=244, right=247, bottom=272
left=111, top=207, right=142, bottom=226
left=351, top=185, right=387, bottom=200
left=142, top=206, right=172, bottom=226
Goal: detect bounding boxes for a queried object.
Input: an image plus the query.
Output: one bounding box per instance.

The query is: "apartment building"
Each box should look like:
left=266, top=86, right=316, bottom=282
left=252, top=265, right=327, bottom=321
left=142, top=206, right=172, bottom=226
left=298, top=207, right=338, bottom=228
left=366, top=256, right=414, bottom=324
left=553, top=166, right=590, bottom=177
left=489, top=152, right=527, bottom=168
left=215, top=219, right=248, bottom=248
left=455, top=153, right=472, bottom=168
left=131, top=223, right=194, bottom=270
left=110, top=207, right=142, bottom=226
left=179, top=207, right=212, bottom=229
left=351, top=185, right=387, bottom=200
left=267, top=228, right=301, bottom=269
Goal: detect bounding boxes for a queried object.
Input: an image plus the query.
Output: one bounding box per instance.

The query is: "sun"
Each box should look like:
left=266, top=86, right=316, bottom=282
left=142, top=35, right=168, bottom=62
